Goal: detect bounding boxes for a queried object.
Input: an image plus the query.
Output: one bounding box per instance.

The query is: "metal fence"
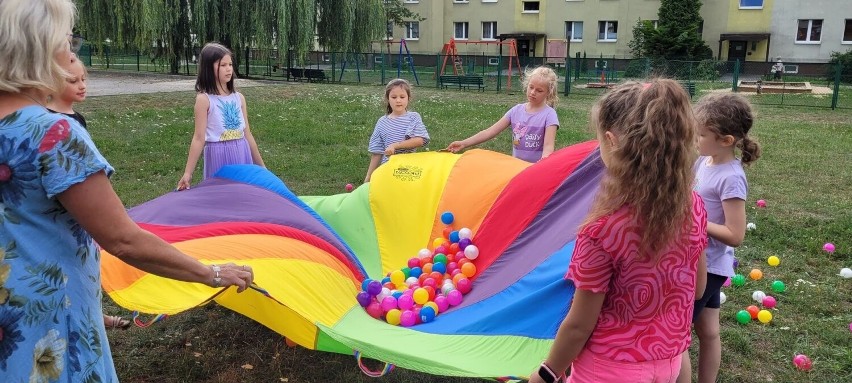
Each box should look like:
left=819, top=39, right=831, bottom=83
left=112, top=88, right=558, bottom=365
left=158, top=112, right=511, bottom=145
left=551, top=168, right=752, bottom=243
left=78, top=45, right=849, bottom=109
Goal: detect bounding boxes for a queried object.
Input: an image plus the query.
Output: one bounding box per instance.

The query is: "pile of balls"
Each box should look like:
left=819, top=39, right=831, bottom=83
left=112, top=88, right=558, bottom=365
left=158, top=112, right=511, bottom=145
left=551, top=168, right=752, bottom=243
left=728, top=256, right=786, bottom=326
left=356, top=211, right=480, bottom=326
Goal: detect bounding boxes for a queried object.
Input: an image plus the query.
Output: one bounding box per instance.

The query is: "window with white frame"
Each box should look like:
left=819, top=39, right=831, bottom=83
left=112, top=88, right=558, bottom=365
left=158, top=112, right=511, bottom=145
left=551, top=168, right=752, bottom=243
left=482, top=22, right=497, bottom=40
left=453, top=0, right=469, bottom=3
left=739, top=0, right=763, bottom=9
left=482, top=0, right=498, bottom=2
left=796, top=19, right=822, bottom=43
left=522, top=1, right=540, bottom=13
left=844, top=19, right=852, bottom=43
left=566, top=21, right=583, bottom=41
left=598, top=21, right=618, bottom=41
left=404, top=21, right=419, bottom=39
left=403, top=0, right=418, bottom=3
left=454, top=22, right=469, bottom=40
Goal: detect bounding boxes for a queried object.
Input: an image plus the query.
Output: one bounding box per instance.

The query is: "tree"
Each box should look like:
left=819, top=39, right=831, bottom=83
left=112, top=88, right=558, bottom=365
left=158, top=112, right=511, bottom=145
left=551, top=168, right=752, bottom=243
left=628, top=19, right=654, bottom=59
left=77, top=0, right=393, bottom=74
left=642, top=0, right=712, bottom=60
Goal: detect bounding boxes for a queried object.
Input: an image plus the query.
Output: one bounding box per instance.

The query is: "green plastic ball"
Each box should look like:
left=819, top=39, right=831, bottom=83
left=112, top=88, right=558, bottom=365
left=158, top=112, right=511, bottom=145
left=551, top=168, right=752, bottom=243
left=771, top=280, right=786, bottom=293
left=736, top=310, right=752, bottom=324
left=732, top=274, right=746, bottom=287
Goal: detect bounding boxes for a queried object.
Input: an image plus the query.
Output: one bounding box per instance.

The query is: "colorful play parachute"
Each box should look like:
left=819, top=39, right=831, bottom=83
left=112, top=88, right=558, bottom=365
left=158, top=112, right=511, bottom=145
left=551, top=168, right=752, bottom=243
left=101, top=140, right=603, bottom=379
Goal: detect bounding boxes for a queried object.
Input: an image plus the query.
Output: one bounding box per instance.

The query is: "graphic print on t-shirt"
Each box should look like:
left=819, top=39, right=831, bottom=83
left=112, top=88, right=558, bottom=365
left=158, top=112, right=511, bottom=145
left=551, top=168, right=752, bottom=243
left=512, top=124, right=529, bottom=148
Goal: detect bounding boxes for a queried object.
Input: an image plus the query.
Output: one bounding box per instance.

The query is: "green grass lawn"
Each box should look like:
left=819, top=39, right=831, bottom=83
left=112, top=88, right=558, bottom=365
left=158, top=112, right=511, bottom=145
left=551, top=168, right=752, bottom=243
left=80, top=75, right=851, bottom=382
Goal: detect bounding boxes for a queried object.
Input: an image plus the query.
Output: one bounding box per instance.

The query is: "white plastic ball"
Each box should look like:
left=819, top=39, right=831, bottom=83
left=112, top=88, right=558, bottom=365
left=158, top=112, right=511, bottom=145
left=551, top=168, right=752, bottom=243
left=458, top=228, right=473, bottom=240
left=752, top=290, right=766, bottom=302
left=406, top=277, right=418, bottom=285
left=719, top=291, right=727, bottom=305
left=840, top=268, right=852, bottom=279
left=746, top=222, right=756, bottom=231
left=418, top=248, right=432, bottom=258
left=464, top=244, right=480, bottom=260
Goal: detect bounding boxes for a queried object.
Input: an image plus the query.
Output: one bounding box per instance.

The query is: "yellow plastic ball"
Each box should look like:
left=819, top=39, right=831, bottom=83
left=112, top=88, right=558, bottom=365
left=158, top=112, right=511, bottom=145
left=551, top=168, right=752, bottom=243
left=767, top=256, right=780, bottom=267
left=757, top=309, right=773, bottom=324
left=386, top=309, right=402, bottom=325
left=390, top=270, right=405, bottom=285
left=749, top=268, right=763, bottom=280
left=413, top=288, right=429, bottom=305
left=432, top=237, right=445, bottom=249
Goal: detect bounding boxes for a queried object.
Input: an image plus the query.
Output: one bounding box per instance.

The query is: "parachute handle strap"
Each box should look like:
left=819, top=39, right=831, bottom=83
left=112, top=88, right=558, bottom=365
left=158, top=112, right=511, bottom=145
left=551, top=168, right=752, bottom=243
left=353, top=350, right=395, bottom=378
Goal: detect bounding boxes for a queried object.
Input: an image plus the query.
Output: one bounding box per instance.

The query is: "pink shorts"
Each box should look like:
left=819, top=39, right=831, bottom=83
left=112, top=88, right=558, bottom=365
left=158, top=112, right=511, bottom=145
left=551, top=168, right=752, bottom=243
left=566, top=348, right=682, bottom=383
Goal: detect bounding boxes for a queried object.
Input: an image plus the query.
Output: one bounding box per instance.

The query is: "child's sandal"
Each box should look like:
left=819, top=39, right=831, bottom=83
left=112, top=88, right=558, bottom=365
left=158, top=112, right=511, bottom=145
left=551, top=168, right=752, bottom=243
left=105, top=315, right=131, bottom=330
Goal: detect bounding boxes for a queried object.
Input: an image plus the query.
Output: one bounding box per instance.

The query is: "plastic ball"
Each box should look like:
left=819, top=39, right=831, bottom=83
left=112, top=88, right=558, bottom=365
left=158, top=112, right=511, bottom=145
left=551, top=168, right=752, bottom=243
left=840, top=268, right=852, bottom=278
left=366, top=302, right=383, bottom=319
left=356, top=292, right=372, bottom=307
left=456, top=277, right=472, bottom=294
left=386, top=309, right=402, bottom=325
left=367, top=280, right=382, bottom=296
left=458, top=238, right=472, bottom=250
left=399, top=310, right=417, bottom=327
left=757, top=309, right=773, bottom=324
left=422, top=277, right=437, bottom=289
left=380, top=296, right=398, bottom=312
left=418, top=248, right=432, bottom=258
left=448, top=243, right=461, bottom=254
left=446, top=289, right=463, bottom=306
left=434, top=295, right=450, bottom=313
left=419, top=306, right=437, bottom=323
left=442, top=227, right=453, bottom=240
left=793, top=354, right=812, bottom=371
left=823, top=243, right=835, bottom=254
left=756, top=199, right=766, bottom=208
left=464, top=245, right=480, bottom=260
left=461, top=262, right=477, bottom=278
left=767, top=256, right=780, bottom=267
left=361, top=279, right=373, bottom=292
left=458, top=228, right=472, bottom=240
left=345, top=183, right=354, bottom=192
left=732, top=274, right=746, bottom=286
left=421, top=263, right=433, bottom=275
left=746, top=305, right=760, bottom=319
left=746, top=222, right=756, bottom=231
left=849, top=322, right=852, bottom=333
left=423, top=286, right=437, bottom=301
left=441, top=284, right=455, bottom=295
left=390, top=270, right=405, bottom=285
left=433, top=253, right=448, bottom=265
left=440, top=211, right=455, bottom=225
left=735, top=310, right=751, bottom=324
left=723, top=278, right=732, bottom=287
left=407, top=257, right=421, bottom=269
left=449, top=231, right=460, bottom=243
left=423, top=301, right=439, bottom=315
left=432, top=237, right=445, bottom=249
left=719, top=291, right=727, bottom=305
left=771, top=280, right=786, bottom=293
left=432, top=262, right=447, bottom=274
left=397, top=294, right=415, bottom=310
left=762, top=296, right=777, bottom=309
left=752, top=290, right=766, bottom=302
left=749, top=269, right=763, bottom=280
left=413, top=288, right=429, bottom=305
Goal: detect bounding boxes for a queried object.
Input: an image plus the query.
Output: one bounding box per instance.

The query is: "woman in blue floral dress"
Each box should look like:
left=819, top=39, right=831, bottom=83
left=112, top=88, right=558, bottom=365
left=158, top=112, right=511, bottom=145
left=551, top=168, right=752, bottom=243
left=0, top=1, right=255, bottom=382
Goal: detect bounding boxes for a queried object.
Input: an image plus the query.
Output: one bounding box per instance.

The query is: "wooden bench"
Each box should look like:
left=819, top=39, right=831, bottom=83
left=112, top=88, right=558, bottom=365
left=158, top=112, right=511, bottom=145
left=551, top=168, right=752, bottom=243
left=439, top=75, right=485, bottom=91
left=680, top=81, right=696, bottom=99
left=288, top=68, right=328, bottom=82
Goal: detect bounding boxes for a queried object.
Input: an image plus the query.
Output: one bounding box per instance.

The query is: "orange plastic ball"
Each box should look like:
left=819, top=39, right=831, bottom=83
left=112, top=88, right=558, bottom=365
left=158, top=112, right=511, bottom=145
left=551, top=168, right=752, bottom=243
left=746, top=305, right=760, bottom=319
left=461, top=262, right=477, bottom=278
left=749, top=269, right=763, bottom=280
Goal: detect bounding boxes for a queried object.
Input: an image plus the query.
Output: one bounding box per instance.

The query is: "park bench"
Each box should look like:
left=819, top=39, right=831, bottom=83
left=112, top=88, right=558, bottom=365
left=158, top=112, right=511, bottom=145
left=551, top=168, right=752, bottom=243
left=288, top=68, right=328, bottom=82
left=439, top=75, right=485, bottom=91
left=680, top=81, right=696, bottom=99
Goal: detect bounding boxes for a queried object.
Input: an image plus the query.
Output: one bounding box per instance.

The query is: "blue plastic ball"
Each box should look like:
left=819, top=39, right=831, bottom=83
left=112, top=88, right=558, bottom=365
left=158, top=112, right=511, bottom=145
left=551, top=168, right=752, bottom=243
left=410, top=266, right=423, bottom=278
left=361, top=279, right=373, bottom=292
left=420, top=306, right=437, bottom=323
left=441, top=212, right=454, bottom=225
left=432, top=262, right=447, bottom=275
left=449, top=231, right=460, bottom=243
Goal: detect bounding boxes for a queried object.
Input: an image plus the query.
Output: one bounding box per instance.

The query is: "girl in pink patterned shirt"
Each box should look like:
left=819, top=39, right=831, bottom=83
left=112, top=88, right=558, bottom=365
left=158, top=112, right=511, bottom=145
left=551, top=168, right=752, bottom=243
left=530, top=80, right=708, bottom=383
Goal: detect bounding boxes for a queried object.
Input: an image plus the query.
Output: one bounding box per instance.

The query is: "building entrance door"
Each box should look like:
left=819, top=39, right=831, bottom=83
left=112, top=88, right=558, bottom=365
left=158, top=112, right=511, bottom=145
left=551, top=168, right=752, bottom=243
left=728, top=40, right=747, bottom=61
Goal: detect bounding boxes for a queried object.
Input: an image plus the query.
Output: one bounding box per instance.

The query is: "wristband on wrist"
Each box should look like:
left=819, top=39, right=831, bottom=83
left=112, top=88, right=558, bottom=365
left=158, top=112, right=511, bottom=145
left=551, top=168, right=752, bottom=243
left=538, top=361, right=561, bottom=383
left=211, top=265, right=222, bottom=287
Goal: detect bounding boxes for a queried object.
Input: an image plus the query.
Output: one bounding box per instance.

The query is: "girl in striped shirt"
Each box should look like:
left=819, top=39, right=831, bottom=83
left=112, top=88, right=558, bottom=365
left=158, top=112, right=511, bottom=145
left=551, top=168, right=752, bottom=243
left=364, top=78, right=430, bottom=182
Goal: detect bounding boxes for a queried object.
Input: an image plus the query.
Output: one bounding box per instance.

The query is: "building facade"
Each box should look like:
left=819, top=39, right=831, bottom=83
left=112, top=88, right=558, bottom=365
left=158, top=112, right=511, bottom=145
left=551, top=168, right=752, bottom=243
left=377, top=0, right=848, bottom=63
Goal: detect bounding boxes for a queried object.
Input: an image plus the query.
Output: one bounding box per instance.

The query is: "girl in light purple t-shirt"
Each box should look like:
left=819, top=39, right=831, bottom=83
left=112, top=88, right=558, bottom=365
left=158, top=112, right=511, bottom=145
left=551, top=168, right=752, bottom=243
left=446, top=66, right=559, bottom=162
left=680, top=93, right=762, bottom=383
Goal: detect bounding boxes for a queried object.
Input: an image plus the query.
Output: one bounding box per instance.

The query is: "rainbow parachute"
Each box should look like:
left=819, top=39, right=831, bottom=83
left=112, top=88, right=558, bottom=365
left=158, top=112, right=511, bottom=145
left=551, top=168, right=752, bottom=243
left=101, top=141, right=602, bottom=379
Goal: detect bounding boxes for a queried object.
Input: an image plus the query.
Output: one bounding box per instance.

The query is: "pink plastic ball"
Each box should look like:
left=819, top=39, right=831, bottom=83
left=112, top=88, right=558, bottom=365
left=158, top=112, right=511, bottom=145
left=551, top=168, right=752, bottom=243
left=345, top=183, right=354, bottom=192
left=397, top=294, right=415, bottom=310
left=793, top=354, right=812, bottom=371
left=434, top=295, right=450, bottom=313
left=446, top=289, right=463, bottom=306
left=407, top=257, right=421, bottom=269
left=380, top=296, right=398, bottom=312
left=823, top=243, right=835, bottom=253
left=723, top=277, right=732, bottom=287
left=366, top=302, right=383, bottom=319
left=756, top=199, right=767, bottom=208
left=399, top=310, right=417, bottom=327
left=456, top=277, right=472, bottom=294
left=762, top=295, right=777, bottom=309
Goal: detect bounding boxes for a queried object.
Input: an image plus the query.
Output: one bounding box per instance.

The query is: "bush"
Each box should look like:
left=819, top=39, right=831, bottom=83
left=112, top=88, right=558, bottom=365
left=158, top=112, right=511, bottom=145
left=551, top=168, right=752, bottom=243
left=827, top=49, right=852, bottom=83
left=624, top=59, right=649, bottom=78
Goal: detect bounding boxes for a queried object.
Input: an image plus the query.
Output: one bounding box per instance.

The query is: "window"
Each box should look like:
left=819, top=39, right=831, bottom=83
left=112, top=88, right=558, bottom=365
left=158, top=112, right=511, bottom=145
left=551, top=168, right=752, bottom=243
left=482, top=22, right=497, bottom=40
left=488, top=57, right=500, bottom=65
left=739, top=0, right=763, bottom=9
left=454, top=22, right=469, bottom=40
left=453, top=0, right=469, bottom=3
left=796, top=19, right=822, bottom=43
left=404, top=21, right=419, bottom=39
left=522, top=1, right=540, bottom=13
left=598, top=21, right=618, bottom=41
left=844, top=19, right=852, bottom=43
left=566, top=21, right=583, bottom=41
left=482, top=0, right=498, bottom=2
left=403, top=0, right=418, bottom=3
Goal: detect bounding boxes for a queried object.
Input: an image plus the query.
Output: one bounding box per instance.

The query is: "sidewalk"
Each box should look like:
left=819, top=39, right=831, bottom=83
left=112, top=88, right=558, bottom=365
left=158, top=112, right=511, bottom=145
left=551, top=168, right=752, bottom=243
left=87, top=70, right=278, bottom=97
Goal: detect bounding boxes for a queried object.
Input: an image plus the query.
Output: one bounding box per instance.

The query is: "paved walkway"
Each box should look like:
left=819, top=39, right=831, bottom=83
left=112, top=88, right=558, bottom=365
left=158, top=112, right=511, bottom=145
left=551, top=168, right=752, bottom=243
left=87, top=70, right=278, bottom=97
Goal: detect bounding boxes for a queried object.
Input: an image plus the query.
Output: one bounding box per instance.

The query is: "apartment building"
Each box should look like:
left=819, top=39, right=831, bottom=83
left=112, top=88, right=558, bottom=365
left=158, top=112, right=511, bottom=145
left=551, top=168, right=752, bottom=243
left=378, top=0, right=848, bottom=63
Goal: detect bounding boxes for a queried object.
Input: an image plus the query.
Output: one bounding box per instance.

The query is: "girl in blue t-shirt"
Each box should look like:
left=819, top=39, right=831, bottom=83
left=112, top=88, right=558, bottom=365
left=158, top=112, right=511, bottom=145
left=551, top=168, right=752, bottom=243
left=445, top=66, right=559, bottom=162
left=177, top=42, right=265, bottom=191
left=364, top=78, right=430, bottom=182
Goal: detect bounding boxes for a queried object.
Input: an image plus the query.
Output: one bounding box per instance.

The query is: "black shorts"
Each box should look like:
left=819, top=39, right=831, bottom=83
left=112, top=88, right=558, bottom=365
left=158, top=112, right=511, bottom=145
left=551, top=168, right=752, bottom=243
left=692, top=273, right=728, bottom=323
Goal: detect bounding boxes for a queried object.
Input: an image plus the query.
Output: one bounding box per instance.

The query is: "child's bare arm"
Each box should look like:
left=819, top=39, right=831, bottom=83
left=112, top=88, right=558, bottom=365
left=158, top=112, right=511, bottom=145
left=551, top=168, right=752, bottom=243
left=695, top=251, right=707, bottom=300
left=177, top=94, right=209, bottom=190
left=541, top=124, right=558, bottom=159
left=364, top=154, right=383, bottom=183
left=446, top=116, right=511, bottom=152
left=707, top=198, right=746, bottom=247
left=386, top=137, right=427, bottom=155
left=240, top=93, right=265, bottom=167
left=538, top=289, right=606, bottom=379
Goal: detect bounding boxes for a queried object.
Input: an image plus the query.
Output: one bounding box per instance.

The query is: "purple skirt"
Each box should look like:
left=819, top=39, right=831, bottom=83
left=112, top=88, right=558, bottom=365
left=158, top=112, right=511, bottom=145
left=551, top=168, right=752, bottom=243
left=203, top=138, right=253, bottom=179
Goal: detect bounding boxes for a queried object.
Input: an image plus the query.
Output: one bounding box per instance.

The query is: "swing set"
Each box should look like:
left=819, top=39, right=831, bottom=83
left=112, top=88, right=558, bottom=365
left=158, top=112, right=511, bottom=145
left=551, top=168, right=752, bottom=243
left=439, top=38, right=522, bottom=90
left=337, top=39, right=420, bottom=85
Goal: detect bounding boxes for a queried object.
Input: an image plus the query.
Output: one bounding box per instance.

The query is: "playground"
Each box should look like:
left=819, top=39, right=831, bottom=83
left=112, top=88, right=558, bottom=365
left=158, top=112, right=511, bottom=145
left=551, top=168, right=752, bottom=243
left=85, top=73, right=852, bottom=383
